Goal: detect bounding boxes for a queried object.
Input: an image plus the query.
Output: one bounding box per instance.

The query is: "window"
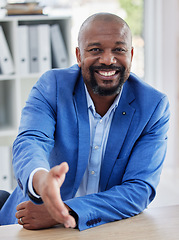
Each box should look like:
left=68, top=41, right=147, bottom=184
left=118, top=0, right=144, bottom=79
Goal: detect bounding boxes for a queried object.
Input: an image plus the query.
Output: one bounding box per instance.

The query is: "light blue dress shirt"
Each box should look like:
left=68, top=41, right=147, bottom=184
left=75, top=85, right=122, bottom=197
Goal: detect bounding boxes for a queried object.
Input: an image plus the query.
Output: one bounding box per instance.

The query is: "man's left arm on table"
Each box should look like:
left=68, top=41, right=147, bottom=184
left=65, top=95, right=170, bottom=231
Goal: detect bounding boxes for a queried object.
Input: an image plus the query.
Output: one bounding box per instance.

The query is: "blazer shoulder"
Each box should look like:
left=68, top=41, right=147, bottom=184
left=33, top=64, right=81, bottom=98
left=39, top=64, right=81, bottom=87
left=125, top=73, right=169, bottom=119
left=128, top=73, right=168, bottom=101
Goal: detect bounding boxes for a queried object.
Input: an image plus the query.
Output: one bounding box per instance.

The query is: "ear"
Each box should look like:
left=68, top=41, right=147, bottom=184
left=131, top=47, right=134, bottom=62
left=76, top=47, right=82, bottom=67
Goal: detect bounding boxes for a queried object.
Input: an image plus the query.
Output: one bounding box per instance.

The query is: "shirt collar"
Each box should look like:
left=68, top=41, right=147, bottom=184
left=84, top=83, right=123, bottom=115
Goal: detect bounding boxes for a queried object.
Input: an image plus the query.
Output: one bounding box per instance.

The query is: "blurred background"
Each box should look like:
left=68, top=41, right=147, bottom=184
left=0, top=0, right=179, bottom=208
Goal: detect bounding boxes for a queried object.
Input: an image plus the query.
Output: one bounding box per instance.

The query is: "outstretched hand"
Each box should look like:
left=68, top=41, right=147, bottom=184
left=16, top=162, right=76, bottom=229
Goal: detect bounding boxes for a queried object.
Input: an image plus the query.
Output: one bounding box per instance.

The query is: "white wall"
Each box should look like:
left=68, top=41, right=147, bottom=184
left=162, top=0, right=179, bottom=169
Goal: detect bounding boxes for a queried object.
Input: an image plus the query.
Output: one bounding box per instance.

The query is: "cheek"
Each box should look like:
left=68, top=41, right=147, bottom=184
left=118, top=53, right=132, bottom=65
left=83, top=56, right=99, bottom=67
left=80, top=59, right=91, bottom=72
left=121, top=59, right=132, bottom=72
left=81, top=62, right=89, bottom=76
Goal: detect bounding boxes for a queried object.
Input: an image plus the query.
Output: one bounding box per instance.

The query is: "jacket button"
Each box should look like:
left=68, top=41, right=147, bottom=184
left=87, top=220, right=94, bottom=226
left=86, top=221, right=91, bottom=227
left=97, top=217, right=101, bottom=222
left=86, top=218, right=102, bottom=226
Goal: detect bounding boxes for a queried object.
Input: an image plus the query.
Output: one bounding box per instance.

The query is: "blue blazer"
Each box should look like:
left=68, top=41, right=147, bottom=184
left=0, top=65, right=170, bottom=230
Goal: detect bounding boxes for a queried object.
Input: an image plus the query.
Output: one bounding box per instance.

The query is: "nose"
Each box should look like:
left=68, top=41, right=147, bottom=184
left=99, top=50, right=117, bottom=65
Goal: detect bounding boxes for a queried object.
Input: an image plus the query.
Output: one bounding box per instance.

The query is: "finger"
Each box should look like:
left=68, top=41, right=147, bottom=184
left=18, top=222, right=34, bottom=230
left=18, top=219, right=23, bottom=225
left=16, top=201, right=27, bottom=211
left=18, top=217, right=26, bottom=225
left=22, top=223, right=38, bottom=230
left=22, top=224, right=33, bottom=230
left=45, top=197, right=76, bottom=228
left=64, top=215, right=77, bottom=228
left=43, top=188, right=75, bottom=225
left=15, top=209, right=24, bottom=219
left=44, top=189, right=69, bottom=218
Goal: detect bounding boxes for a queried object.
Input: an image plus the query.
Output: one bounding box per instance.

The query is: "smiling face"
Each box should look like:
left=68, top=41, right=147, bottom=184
left=76, top=14, right=134, bottom=97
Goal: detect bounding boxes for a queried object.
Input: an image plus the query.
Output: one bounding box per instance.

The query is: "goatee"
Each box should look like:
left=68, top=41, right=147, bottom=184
left=89, top=65, right=126, bottom=96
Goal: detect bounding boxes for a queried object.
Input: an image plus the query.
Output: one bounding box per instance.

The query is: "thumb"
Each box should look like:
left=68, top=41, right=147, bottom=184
left=50, top=162, right=69, bottom=186
left=51, top=162, right=69, bottom=176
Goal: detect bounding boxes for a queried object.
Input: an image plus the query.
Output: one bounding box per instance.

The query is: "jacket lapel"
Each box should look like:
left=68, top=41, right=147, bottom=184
left=100, top=81, right=136, bottom=191
left=72, top=75, right=90, bottom=195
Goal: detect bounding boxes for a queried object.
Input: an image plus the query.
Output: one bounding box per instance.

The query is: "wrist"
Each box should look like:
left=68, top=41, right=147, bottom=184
left=27, top=188, right=43, bottom=204
left=33, top=169, right=49, bottom=196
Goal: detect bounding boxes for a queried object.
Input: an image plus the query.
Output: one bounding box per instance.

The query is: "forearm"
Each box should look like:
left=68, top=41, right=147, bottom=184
left=65, top=179, right=153, bottom=231
left=13, top=71, right=56, bottom=194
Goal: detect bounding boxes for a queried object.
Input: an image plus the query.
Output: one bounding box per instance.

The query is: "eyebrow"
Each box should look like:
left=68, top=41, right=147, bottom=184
left=87, top=41, right=127, bottom=48
left=115, top=41, right=127, bottom=45
left=87, top=42, right=101, bottom=47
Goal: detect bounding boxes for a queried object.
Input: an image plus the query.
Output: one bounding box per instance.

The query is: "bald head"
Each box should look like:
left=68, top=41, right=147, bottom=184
left=78, top=13, right=132, bottom=48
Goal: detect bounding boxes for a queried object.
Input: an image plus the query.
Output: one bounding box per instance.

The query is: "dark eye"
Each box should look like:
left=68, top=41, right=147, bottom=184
left=113, top=48, right=126, bottom=53
left=89, top=48, right=101, bottom=52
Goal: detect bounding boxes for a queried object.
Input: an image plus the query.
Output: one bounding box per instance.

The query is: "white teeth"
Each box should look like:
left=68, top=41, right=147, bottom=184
left=98, top=71, right=116, bottom=76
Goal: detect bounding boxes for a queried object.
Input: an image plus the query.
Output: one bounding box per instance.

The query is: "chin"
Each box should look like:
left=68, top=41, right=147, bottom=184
left=92, top=84, right=122, bottom=96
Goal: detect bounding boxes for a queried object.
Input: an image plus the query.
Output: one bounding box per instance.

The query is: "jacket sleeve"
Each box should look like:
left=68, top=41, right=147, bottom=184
left=13, top=70, right=57, bottom=197
left=65, top=95, right=170, bottom=231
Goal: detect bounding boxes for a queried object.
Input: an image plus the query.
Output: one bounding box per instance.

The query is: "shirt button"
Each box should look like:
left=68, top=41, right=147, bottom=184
left=94, top=145, right=99, bottom=150
left=99, top=119, right=103, bottom=123
left=91, top=171, right=95, bottom=175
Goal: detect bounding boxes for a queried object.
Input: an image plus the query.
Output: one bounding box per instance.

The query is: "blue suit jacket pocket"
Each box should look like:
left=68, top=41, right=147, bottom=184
left=106, top=156, right=129, bottom=190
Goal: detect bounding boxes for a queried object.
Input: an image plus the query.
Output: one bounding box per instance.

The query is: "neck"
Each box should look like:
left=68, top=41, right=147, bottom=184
left=86, top=86, right=118, bottom=117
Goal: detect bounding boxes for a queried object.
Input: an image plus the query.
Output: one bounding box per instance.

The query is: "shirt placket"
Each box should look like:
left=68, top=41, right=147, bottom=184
left=86, top=116, right=104, bottom=195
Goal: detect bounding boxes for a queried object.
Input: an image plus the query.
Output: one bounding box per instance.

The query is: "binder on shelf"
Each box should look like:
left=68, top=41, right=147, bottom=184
left=18, top=25, right=29, bottom=75
left=50, top=24, right=69, bottom=69
left=0, top=83, right=6, bottom=127
left=0, top=146, right=12, bottom=191
left=38, top=24, right=52, bottom=73
left=0, top=25, right=15, bottom=75
left=29, top=25, right=39, bottom=73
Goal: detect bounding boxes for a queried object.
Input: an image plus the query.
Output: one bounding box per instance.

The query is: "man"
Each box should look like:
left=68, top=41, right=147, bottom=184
left=0, top=13, right=170, bottom=231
